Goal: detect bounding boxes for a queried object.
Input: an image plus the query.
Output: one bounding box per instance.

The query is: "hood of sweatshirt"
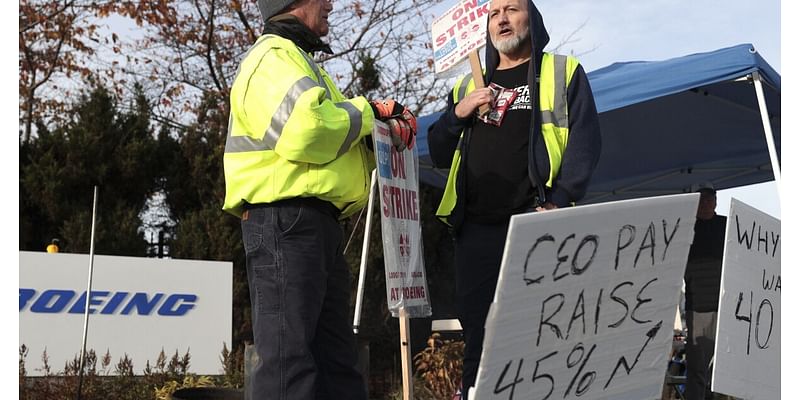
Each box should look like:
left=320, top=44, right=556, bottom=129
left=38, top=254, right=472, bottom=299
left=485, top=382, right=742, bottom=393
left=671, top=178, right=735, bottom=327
left=483, top=0, right=550, bottom=83
left=483, top=0, right=551, bottom=204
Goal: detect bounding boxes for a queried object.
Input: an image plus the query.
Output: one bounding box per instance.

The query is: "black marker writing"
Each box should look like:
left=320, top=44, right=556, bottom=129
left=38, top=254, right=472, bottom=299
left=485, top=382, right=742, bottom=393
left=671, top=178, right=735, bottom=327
left=615, top=225, right=636, bottom=270
left=604, top=321, right=662, bottom=389
left=634, top=222, right=656, bottom=268
left=735, top=215, right=780, bottom=257
left=530, top=351, right=558, bottom=400
left=553, top=234, right=576, bottom=282
left=525, top=234, right=555, bottom=285
left=538, top=293, right=565, bottom=346
left=761, top=269, right=781, bottom=291
left=564, top=343, right=598, bottom=398
left=734, top=291, right=753, bottom=355
left=572, top=235, right=598, bottom=276
left=566, top=290, right=586, bottom=340
left=735, top=290, right=775, bottom=354
left=493, top=358, right=525, bottom=400
left=608, top=281, right=633, bottom=329
left=631, top=277, right=657, bottom=324
left=661, top=218, right=680, bottom=261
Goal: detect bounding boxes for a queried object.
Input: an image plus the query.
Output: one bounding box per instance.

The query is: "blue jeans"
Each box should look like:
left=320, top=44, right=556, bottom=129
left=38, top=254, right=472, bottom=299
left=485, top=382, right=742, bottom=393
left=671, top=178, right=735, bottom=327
left=241, top=199, right=367, bottom=400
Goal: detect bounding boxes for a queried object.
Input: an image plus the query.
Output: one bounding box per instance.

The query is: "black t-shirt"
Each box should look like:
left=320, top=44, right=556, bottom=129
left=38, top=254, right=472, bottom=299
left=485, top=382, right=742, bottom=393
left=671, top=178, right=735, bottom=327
left=465, top=61, right=534, bottom=223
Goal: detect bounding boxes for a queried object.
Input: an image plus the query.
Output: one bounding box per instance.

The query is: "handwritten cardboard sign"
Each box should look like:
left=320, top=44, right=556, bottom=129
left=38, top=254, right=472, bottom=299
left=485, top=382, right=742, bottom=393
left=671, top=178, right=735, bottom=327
left=431, top=0, right=490, bottom=74
left=373, top=121, right=431, bottom=318
left=472, top=194, right=699, bottom=399
left=712, top=199, right=780, bottom=400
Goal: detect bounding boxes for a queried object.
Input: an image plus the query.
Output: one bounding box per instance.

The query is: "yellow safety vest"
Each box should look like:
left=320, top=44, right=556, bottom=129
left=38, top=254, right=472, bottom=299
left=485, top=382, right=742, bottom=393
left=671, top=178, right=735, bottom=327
left=436, top=53, right=580, bottom=226
left=223, top=34, right=376, bottom=218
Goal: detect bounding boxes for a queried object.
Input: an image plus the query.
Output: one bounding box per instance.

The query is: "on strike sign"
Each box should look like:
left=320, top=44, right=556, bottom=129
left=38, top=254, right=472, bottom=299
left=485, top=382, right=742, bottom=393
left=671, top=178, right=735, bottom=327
left=472, top=194, right=699, bottom=399
left=431, top=0, right=490, bottom=74
left=372, top=121, right=431, bottom=318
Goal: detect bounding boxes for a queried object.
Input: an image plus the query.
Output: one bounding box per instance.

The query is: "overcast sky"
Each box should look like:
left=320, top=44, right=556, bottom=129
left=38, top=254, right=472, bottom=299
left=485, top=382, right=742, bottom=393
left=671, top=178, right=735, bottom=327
left=536, top=0, right=779, bottom=73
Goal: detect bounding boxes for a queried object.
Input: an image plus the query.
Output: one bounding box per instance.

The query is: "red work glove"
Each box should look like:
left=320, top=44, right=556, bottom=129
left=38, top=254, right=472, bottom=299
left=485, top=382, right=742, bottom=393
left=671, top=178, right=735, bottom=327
left=370, top=99, right=417, bottom=151
left=387, top=116, right=416, bottom=151
left=370, top=99, right=406, bottom=120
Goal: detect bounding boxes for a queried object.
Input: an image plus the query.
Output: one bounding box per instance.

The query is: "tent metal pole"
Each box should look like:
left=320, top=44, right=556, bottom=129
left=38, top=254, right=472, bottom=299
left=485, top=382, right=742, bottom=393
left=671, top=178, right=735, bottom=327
left=353, top=169, right=377, bottom=334
left=751, top=71, right=781, bottom=194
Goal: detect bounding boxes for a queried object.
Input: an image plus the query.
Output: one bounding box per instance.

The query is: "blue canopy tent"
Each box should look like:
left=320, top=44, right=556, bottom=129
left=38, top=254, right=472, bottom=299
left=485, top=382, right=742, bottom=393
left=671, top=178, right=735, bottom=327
left=416, top=43, right=781, bottom=204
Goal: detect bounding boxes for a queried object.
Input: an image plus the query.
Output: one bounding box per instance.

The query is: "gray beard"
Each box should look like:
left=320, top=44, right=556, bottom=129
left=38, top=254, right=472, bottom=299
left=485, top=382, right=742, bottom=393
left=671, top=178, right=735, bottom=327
left=491, top=27, right=530, bottom=54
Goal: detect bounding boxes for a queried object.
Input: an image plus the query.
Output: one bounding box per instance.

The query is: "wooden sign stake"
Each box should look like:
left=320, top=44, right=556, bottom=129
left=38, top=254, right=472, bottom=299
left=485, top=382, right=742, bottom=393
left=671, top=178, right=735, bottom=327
left=399, top=307, right=414, bottom=400
left=468, top=50, right=491, bottom=117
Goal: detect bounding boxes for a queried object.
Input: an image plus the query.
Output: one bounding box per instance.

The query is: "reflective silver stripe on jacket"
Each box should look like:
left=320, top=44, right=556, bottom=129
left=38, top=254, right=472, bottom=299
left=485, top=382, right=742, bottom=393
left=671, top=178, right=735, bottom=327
left=256, top=35, right=330, bottom=100
left=454, top=56, right=568, bottom=128
left=456, top=76, right=473, bottom=102
left=297, top=49, right=363, bottom=156
left=545, top=55, right=569, bottom=129
left=225, top=76, right=318, bottom=153
left=335, top=102, right=363, bottom=157
left=297, top=50, right=332, bottom=100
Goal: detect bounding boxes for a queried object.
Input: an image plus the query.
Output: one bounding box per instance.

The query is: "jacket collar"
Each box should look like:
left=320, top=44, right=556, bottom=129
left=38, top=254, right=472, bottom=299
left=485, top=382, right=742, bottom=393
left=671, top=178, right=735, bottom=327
left=263, top=14, right=333, bottom=55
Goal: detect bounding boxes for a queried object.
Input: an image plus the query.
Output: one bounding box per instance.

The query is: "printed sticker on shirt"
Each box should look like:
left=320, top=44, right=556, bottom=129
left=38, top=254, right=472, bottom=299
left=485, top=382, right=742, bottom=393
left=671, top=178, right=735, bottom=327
left=479, top=83, right=518, bottom=127
left=509, top=85, right=531, bottom=111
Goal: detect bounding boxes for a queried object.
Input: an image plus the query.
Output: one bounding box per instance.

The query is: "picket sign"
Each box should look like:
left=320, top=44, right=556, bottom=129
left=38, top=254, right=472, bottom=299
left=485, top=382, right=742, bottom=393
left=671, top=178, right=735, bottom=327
left=376, top=119, right=432, bottom=399
left=432, top=0, right=491, bottom=115
left=471, top=194, right=700, bottom=399
left=712, top=199, right=780, bottom=400
left=371, top=121, right=432, bottom=318
left=351, top=121, right=432, bottom=400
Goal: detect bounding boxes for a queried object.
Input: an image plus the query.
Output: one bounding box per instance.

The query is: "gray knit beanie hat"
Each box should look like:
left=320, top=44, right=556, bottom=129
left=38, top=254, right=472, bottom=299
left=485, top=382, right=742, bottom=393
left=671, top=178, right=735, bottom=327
left=257, top=0, right=297, bottom=22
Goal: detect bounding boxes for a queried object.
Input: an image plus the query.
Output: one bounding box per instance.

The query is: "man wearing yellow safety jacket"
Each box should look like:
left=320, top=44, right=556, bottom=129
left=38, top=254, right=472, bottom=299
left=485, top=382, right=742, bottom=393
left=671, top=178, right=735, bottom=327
left=223, top=0, right=416, bottom=398
left=427, top=0, right=601, bottom=397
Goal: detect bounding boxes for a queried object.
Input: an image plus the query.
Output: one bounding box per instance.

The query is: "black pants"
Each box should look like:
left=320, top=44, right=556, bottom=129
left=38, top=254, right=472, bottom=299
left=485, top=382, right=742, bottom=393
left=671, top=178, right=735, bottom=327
left=685, top=310, right=717, bottom=400
left=454, top=220, right=510, bottom=399
left=241, top=199, right=367, bottom=400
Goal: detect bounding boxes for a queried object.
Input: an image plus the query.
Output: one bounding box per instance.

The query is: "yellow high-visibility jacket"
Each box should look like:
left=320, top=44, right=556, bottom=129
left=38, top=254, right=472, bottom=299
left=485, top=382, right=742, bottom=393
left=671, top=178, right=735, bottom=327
left=223, top=34, right=375, bottom=218
left=436, top=53, right=580, bottom=226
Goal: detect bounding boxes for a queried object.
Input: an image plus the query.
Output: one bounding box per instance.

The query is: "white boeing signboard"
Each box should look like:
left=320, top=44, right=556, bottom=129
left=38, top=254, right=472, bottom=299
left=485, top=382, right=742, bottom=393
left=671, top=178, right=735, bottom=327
left=472, top=194, right=698, bottom=400
left=712, top=199, right=780, bottom=400
left=19, top=252, right=232, bottom=376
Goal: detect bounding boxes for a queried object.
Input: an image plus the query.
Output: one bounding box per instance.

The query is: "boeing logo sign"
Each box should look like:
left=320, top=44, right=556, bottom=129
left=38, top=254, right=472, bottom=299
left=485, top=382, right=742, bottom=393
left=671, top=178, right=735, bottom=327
left=19, top=251, right=232, bottom=376
left=19, top=289, right=197, bottom=316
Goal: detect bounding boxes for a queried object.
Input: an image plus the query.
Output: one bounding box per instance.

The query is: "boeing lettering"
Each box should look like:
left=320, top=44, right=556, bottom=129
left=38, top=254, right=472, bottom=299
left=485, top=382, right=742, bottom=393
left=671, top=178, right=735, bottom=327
left=19, top=288, right=197, bottom=316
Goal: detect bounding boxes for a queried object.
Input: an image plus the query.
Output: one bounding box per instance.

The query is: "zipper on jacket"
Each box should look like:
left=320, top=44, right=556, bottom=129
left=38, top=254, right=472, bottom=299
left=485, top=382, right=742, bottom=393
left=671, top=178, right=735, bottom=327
left=527, top=63, right=547, bottom=206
